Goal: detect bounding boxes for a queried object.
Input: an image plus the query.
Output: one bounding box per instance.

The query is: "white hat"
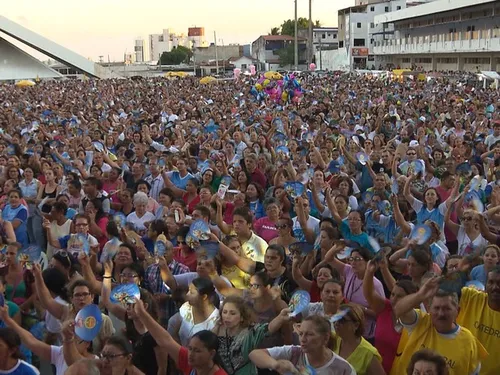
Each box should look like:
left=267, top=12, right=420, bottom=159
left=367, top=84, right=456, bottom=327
left=409, top=140, right=419, bottom=147
left=354, top=125, right=364, bottom=132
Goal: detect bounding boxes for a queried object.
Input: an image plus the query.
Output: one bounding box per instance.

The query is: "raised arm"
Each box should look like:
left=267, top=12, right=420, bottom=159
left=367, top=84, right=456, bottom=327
left=390, top=194, right=411, bottom=236
left=325, top=188, right=343, bottom=224
left=33, top=263, right=67, bottom=320
left=444, top=201, right=460, bottom=237
left=214, top=198, right=232, bottom=235
left=61, top=321, right=85, bottom=366
left=363, top=260, right=387, bottom=315
left=134, top=299, right=182, bottom=365
left=394, top=276, right=439, bottom=325
left=78, top=254, right=103, bottom=295
left=0, top=305, right=51, bottom=362
left=211, top=233, right=256, bottom=274
left=101, top=274, right=126, bottom=321
left=291, top=254, right=313, bottom=292
left=403, top=174, right=416, bottom=207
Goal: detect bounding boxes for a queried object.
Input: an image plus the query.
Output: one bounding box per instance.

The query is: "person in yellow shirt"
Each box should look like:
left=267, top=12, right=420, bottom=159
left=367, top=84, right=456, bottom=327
left=392, top=276, right=487, bottom=375
left=457, top=266, right=500, bottom=375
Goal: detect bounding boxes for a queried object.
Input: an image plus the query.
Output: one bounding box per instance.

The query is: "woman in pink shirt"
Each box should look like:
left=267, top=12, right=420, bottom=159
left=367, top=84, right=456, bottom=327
left=253, top=198, right=281, bottom=243
left=363, top=257, right=419, bottom=374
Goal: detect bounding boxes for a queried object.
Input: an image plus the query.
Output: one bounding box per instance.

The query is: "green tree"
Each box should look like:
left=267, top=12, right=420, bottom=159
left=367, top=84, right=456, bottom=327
left=315, top=20, right=322, bottom=27
left=269, top=27, right=280, bottom=35
left=280, top=17, right=309, bottom=37
left=176, top=45, right=193, bottom=63
left=277, top=44, right=295, bottom=68
left=159, top=46, right=192, bottom=65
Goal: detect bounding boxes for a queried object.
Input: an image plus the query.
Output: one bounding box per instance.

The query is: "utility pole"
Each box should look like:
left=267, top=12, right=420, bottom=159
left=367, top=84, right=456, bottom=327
left=319, top=33, right=323, bottom=70
left=294, top=0, right=298, bottom=71
left=309, top=0, right=313, bottom=66
left=214, top=31, right=219, bottom=75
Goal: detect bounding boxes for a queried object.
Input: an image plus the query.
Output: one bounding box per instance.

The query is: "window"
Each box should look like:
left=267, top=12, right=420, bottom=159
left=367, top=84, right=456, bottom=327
left=402, top=58, right=411, bottom=63
left=357, top=22, right=362, bottom=28
left=354, top=38, right=366, bottom=46
left=328, top=33, right=331, bottom=37
left=370, top=38, right=374, bottom=44
left=466, top=25, right=475, bottom=32
left=333, top=34, right=337, bottom=39
left=385, top=6, right=389, bottom=12
left=397, top=6, right=401, bottom=10
left=370, top=6, right=375, bottom=11
left=322, top=33, right=326, bottom=39
left=339, top=41, right=344, bottom=48
left=241, top=64, right=247, bottom=69
left=370, top=22, right=375, bottom=28
left=449, top=28, right=456, bottom=33
left=159, top=36, right=164, bottom=42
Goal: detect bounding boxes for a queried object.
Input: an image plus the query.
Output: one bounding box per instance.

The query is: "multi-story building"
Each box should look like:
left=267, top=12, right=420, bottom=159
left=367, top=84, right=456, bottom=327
left=373, top=0, right=500, bottom=72
left=312, top=27, right=338, bottom=70
left=149, top=29, right=192, bottom=62
left=338, top=0, right=407, bottom=69
left=251, top=35, right=307, bottom=71
left=193, top=44, right=243, bottom=64
left=134, top=38, right=145, bottom=63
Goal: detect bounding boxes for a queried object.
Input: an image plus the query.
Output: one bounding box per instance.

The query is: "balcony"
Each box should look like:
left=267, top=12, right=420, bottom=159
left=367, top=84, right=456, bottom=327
left=373, top=30, right=500, bottom=55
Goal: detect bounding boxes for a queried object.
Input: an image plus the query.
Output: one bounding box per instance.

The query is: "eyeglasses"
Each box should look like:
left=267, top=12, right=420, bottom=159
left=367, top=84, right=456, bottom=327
left=348, top=256, right=364, bottom=262
left=249, top=283, right=261, bottom=289
left=100, top=352, right=127, bottom=360
left=276, top=224, right=288, bottom=229
left=73, top=292, right=91, bottom=299
left=120, top=273, right=138, bottom=278
left=407, top=152, right=416, bottom=156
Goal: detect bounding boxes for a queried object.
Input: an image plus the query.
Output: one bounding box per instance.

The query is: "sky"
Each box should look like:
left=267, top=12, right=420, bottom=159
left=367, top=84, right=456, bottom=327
left=3, top=0, right=353, bottom=62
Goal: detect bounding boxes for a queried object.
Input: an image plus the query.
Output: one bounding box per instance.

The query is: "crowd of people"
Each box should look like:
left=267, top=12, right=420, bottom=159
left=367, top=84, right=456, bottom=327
left=0, top=70, right=498, bottom=375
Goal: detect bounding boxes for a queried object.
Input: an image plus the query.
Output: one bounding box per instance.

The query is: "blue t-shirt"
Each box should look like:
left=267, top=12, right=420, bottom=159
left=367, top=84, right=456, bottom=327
left=0, top=360, right=39, bottom=374
left=166, top=171, right=194, bottom=190
left=470, top=264, right=488, bottom=285
left=340, top=220, right=377, bottom=254
left=2, top=204, right=28, bottom=247
left=248, top=200, right=265, bottom=220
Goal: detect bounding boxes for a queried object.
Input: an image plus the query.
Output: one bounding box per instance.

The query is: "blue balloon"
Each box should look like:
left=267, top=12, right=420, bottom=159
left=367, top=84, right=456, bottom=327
left=74, top=304, right=103, bottom=342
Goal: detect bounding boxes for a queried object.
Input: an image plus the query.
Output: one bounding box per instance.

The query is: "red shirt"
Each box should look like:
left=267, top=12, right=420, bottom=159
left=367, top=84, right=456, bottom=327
left=178, top=347, right=228, bottom=375
left=374, top=299, right=401, bottom=374
left=310, top=280, right=321, bottom=303
left=182, top=193, right=201, bottom=214
left=173, top=247, right=197, bottom=272
left=250, top=168, right=267, bottom=189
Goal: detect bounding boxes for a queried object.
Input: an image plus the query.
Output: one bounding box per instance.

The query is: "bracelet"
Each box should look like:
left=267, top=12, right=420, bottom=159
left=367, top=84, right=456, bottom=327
left=103, top=276, right=112, bottom=279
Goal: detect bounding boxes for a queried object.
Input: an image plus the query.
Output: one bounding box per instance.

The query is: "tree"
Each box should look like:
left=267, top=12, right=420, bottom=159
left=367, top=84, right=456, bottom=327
left=176, top=45, right=193, bottom=63
left=158, top=46, right=192, bottom=65
left=315, top=20, right=322, bottom=27
left=280, top=18, right=309, bottom=37
left=269, top=27, right=280, bottom=35
left=277, top=44, right=295, bottom=68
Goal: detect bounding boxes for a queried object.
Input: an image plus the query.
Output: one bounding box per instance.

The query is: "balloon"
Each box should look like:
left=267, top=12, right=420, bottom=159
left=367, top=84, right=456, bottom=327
left=282, top=92, right=289, bottom=102
left=294, top=89, right=302, bottom=97
left=255, top=83, right=262, bottom=91
left=276, top=80, right=284, bottom=87
left=309, top=63, right=316, bottom=71
left=263, top=79, right=270, bottom=87
left=233, top=68, right=241, bottom=80
left=249, top=65, right=256, bottom=76
left=288, top=89, right=295, bottom=98
left=250, top=87, right=258, bottom=97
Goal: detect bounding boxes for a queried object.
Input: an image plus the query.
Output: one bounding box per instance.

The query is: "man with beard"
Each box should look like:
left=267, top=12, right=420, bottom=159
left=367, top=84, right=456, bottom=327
left=457, top=266, right=500, bottom=375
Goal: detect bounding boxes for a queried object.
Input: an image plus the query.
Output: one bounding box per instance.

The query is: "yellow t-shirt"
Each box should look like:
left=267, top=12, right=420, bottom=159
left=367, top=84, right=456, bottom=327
left=221, top=264, right=250, bottom=289
left=334, top=336, right=382, bottom=375
left=390, top=309, right=487, bottom=375
left=457, top=287, right=500, bottom=375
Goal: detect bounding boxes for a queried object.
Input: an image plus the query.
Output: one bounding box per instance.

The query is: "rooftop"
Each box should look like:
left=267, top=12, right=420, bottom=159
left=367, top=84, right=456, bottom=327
left=261, top=35, right=307, bottom=41
left=375, top=0, right=497, bottom=24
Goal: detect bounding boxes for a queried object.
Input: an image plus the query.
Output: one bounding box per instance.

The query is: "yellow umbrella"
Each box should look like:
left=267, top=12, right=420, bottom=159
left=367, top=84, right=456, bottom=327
left=165, top=71, right=189, bottom=78
left=200, top=76, right=216, bottom=84
left=264, top=71, right=282, bottom=80
left=15, top=80, right=36, bottom=87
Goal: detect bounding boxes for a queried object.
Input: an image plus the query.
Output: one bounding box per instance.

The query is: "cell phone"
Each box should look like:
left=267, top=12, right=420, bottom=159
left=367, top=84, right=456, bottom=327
left=174, top=210, right=180, bottom=223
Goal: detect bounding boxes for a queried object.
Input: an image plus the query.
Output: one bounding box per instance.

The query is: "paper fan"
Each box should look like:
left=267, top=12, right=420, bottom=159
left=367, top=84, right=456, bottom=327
left=110, top=283, right=140, bottom=305
left=92, top=141, right=105, bottom=152
left=410, top=224, right=432, bottom=245
left=289, top=242, right=314, bottom=256
left=189, top=220, right=211, bottom=241
left=74, top=304, right=103, bottom=342
left=330, top=307, right=351, bottom=323
left=356, top=152, right=369, bottom=165
left=288, top=290, right=311, bottom=317
left=465, top=280, right=485, bottom=291
left=284, top=181, right=305, bottom=199
left=378, top=200, right=392, bottom=216
left=196, top=240, right=219, bottom=260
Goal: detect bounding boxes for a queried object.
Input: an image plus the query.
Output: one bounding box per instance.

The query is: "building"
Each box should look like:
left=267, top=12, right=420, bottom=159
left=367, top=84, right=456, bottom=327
left=0, top=15, right=114, bottom=80
left=149, top=29, right=190, bottom=61
left=338, top=0, right=407, bottom=69
left=188, top=27, right=208, bottom=49
left=134, top=38, right=145, bottom=63
left=312, top=27, right=338, bottom=70
left=251, top=35, right=307, bottom=71
left=193, top=44, right=243, bottom=64
left=229, top=56, right=259, bottom=70
left=373, top=0, right=500, bottom=72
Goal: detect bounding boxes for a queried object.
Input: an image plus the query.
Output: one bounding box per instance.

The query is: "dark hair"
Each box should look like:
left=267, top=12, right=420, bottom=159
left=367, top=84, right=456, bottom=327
left=106, top=219, right=121, bottom=238
left=0, top=328, right=24, bottom=360
left=135, top=179, right=151, bottom=193
left=266, top=244, right=286, bottom=262
left=263, top=197, right=279, bottom=210
left=350, top=247, right=373, bottom=262
left=84, top=177, right=100, bottom=188
left=117, top=243, right=138, bottom=263
left=443, top=255, right=462, bottom=276
left=42, top=267, right=68, bottom=301
left=122, top=263, right=144, bottom=282
left=87, top=198, right=105, bottom=222
left=321, top=278, right=344, bottom=291
left=125, top=288, right=159, bottom=342
left=422, top=187, right=442, bottom=209
left=148, top=220, right=167, bottom=237
left=192, top=277, right=217, bottom=305
left=340, top=303, right=365, bottom=337
left=189, top=330, right=226, bottom=370
left=319, top=217, right=336, bottom=229
left=52, top=201, right=68, bottom=215
left=106, top=335, right=134, bottom=356
left=193, top=205, right=211, bottom=220
left=69, top=179, right=82, bottom=190
left=233, top=206, right=253, bottom=226
left=409, top=249, right=433, bottom=271
left=337, top=176, right=354, bottom=196
left=320, top=226, right=336, bottom=241
left=246, top=182, right=264, bottom=202
left=69, top=279, right=92, bottom=297
left=7, top=189, right=22, bottom=198
left=406, top=349, right=449, bottom=375
left=253, top=270, right=272, bottom=287
left=159, top=187, right=175, bottom=201
left=394, top=279, right=419, bottom=296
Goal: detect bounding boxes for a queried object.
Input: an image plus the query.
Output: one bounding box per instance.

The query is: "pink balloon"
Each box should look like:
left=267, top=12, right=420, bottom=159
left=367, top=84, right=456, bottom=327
left=234, top=68, right=241, bottom=80
left=250, top=65, right=256, bottom=76
left=309, top=63, right=316, bottom=72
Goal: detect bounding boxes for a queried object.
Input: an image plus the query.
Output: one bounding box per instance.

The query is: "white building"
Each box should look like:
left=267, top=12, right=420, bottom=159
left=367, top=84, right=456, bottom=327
left=148, top=27, right=207, bottom=62
left=338, top=0, right=407, bottom=69
left=134, top=38, right=145, bottom=63
left=188, top=27, right=208, bottom=49
left=312, top=27, right=338, bottom=70
left=229, top=56, right=259, bottom=71
left=251, top=35, right=307, bottom=71
left=373, top=0, right=500, bottom=72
